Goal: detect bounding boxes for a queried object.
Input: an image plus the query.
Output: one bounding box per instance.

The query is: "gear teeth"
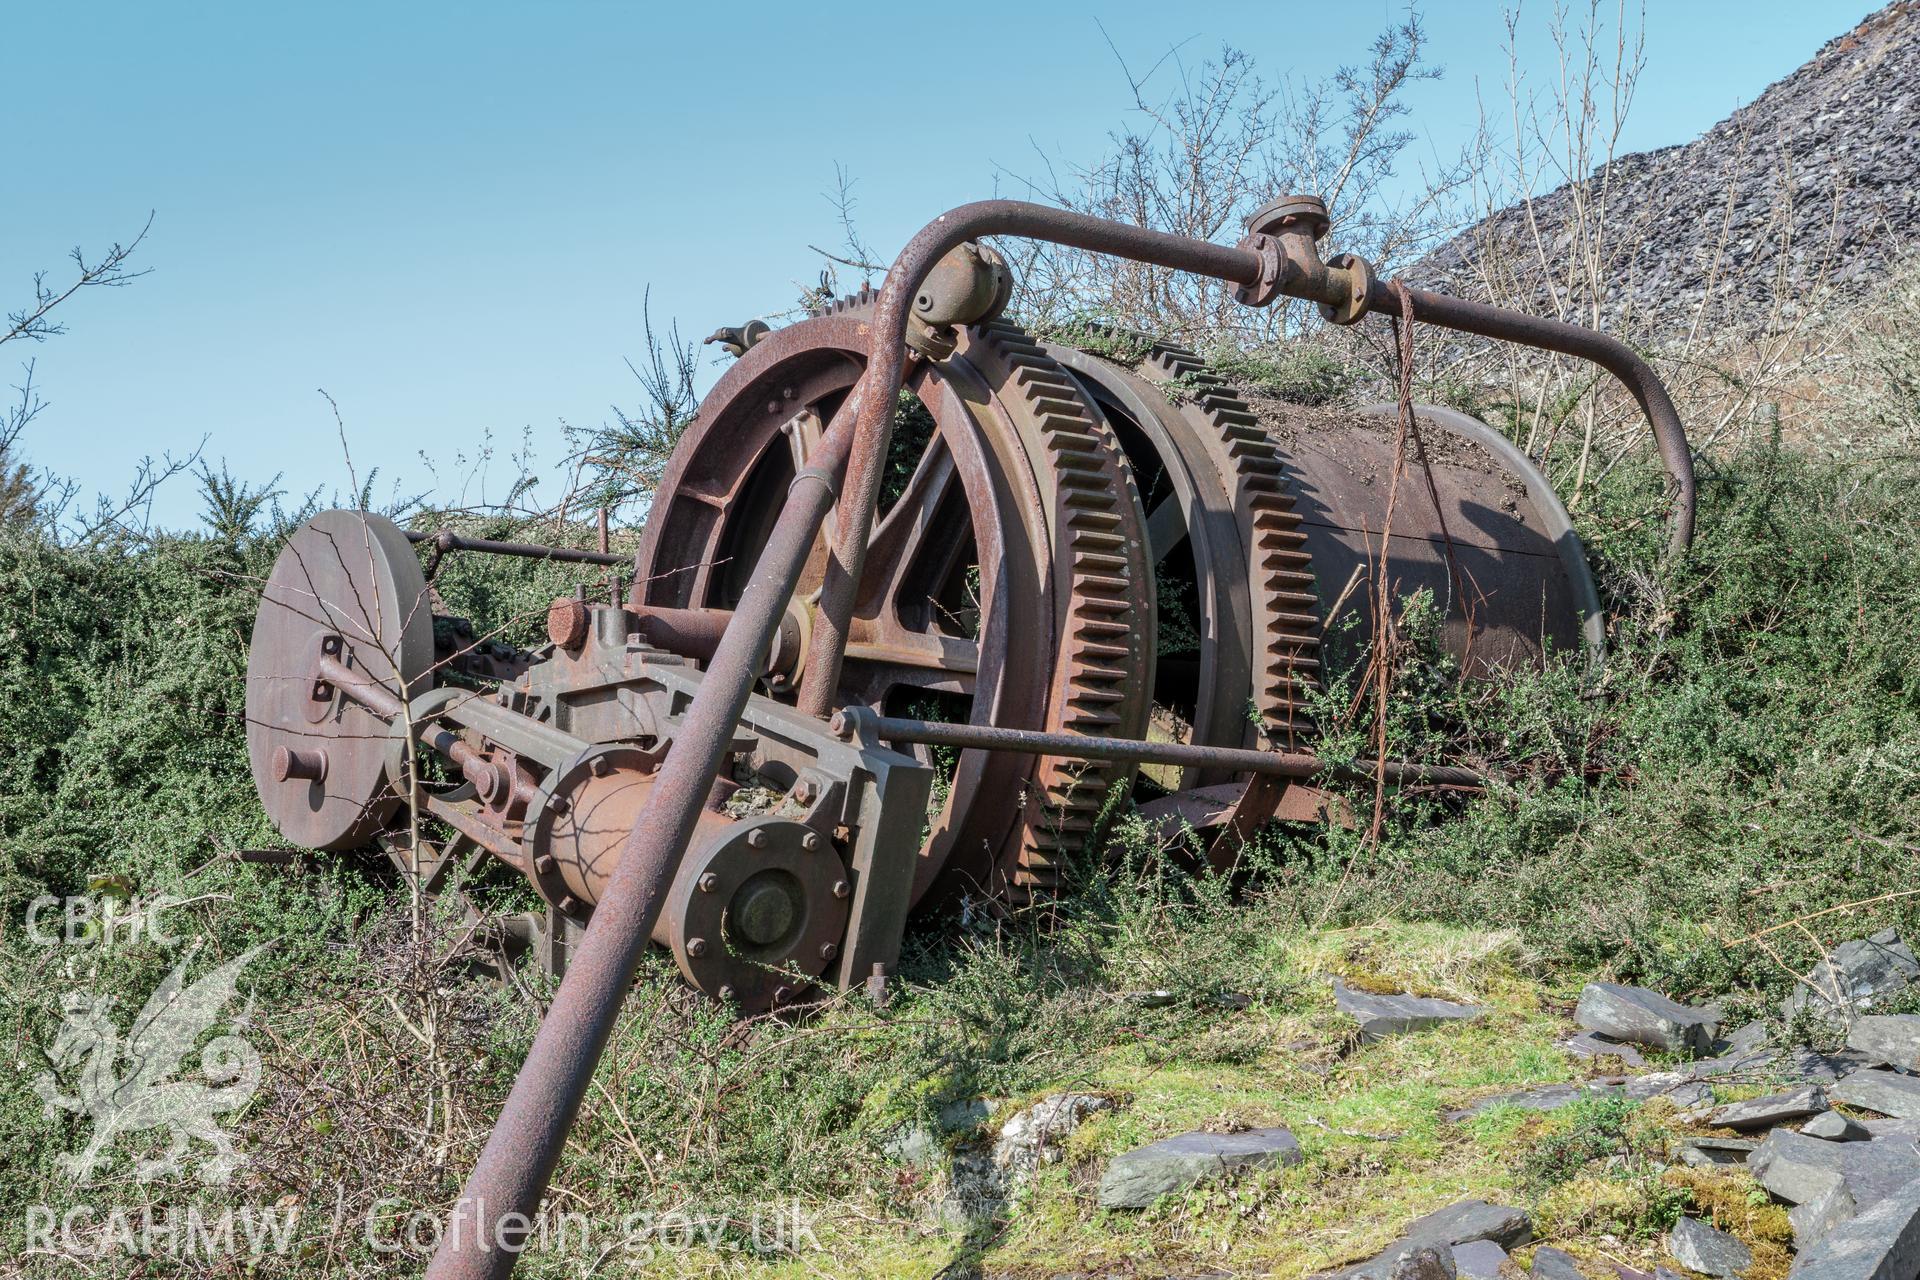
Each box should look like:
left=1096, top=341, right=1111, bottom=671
left=967, top=319, right=1156, bottom=894
left=807, top=284, right=882, bottom=318
left=1132, top=335, right=1326, bottom=752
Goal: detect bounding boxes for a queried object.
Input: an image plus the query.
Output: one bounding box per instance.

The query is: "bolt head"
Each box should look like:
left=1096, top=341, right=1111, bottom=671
left=696, top=872, right=719, bottom=894
left=831, top=879, right=850, bottom=900
left=817, top=942, right=838, bottom=962
left=717, top=984, right=735, bottom=1001
left=801, top=831, right=821, bottom=852
left=773, top=985, right=793, bottom=1004
left=746, top=828, right=769, bottom=849
left=791, top=780, right=817, bottom=804
left=589, top=755, right=612, bottom=777
left=686, top=937, right=708, bottom=958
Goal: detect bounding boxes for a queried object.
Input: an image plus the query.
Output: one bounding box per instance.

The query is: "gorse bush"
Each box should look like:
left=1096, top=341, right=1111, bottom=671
left=0, top=403, right=1916, bottom=1273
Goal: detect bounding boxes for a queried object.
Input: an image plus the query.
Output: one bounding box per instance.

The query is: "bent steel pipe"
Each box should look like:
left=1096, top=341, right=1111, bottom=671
left=432, top=199, right=1694, bottom=1279
left=797, top=198, right=1697, bottom=715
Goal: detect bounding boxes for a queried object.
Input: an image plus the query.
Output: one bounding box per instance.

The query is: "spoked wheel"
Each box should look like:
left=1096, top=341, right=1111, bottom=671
left=634, top=301, right=1156, bottom=904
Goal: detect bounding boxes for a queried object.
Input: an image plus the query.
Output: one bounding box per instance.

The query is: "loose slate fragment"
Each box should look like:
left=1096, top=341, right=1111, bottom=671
left=1848, top=1015, right=1920, bottom=1072
left=1803, top=1110, right=1872, bottom=1142
left=1668, top=1216, right=1751, bottom=1277
left=1098, top=1127, right=1302, bottom=1209
left=1404, top=1199, right=1534, bottom=1250
left=1833, top=1068, right=1920, bottom=1119
left=1708, top=1085, right=1828, bottom=1130
left=1575, top=982, right=1719, bottom=1057
left=1788, top=1174, right=1920, bottom=1280
left=1335, top=980, right=1484, bottom=1042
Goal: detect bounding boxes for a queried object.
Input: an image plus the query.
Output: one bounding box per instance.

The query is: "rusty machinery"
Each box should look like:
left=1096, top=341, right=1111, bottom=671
left=241, top=195, right=1694, bottom=1277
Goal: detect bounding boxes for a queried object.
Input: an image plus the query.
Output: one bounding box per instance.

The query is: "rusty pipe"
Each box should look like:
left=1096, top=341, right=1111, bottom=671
left=426, top=398, right=862, bottom=1280
left=314, top=654, right=510, bottom=801
left=798, top=199, right=1697, bottom=718
left=405, top=529, right=626, bottom=568
left=1369, top=281, right=1696, bottom=558
left=852, top=711, right=1487, bottom=789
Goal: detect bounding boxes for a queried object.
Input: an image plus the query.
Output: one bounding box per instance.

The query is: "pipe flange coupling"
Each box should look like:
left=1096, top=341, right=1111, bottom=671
left=1232, top=232, right=1285, bottom=308
left=1317, top=252, right=1375, bottom=327
left=1245, top=194, right=1331, bottom=242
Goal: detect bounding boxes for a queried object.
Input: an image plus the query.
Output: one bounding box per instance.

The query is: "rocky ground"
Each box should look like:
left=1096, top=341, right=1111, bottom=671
left=810, top=926, right=1920, bottom=1279
left=1414, top=1, right=1920, bottom=335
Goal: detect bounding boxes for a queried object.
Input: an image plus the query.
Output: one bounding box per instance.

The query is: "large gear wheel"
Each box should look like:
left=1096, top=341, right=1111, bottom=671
left=632, top=302, right=1156, bottom=905
left=1047, top=331, right=1326, bottom=785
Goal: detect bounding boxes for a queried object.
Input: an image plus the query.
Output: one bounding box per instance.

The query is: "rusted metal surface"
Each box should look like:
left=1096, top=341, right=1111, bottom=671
left=230, top=191, right=1703, bottom=1280
left=1367, top=281, right=1697, bottom=558
left=406, top=528, right=626, bottom=570
left=629, top=301, right=1156, bottom=903
left=847, top=710, right=1487, bottom=790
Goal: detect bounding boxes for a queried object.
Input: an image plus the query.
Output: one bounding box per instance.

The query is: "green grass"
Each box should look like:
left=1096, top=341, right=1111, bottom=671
left=0, top=427, right=1916, bottom=1275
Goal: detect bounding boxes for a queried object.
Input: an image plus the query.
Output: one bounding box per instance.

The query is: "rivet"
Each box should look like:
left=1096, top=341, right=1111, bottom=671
left=686, top=937, right=707, bottom=957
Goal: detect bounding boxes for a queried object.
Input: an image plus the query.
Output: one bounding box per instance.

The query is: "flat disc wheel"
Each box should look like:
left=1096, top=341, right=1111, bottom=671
left=245, top=510, right=435, bottom=850
left=633, top=300, right=1156, bottom=903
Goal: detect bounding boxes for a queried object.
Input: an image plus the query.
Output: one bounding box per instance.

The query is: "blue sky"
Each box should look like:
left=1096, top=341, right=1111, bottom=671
left=2, top=2, right=1864, bottom=530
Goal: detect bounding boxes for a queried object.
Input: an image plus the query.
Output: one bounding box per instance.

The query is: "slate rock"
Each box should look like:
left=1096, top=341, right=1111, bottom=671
left=1782, top=1047, right=1878, bottom=1083
left=1709, top=1085, right=1828, bottom=1130
left=1803, top=1110, right=1872, bottom=1142
left=1788, top=1175, right=1920, bottom=1279
left=1833, top=1068, right=1920, bottom=1119
left=1336, top=980, right=1485, bottom=1042
left=1790, top=1183, right=1858, bottom=1250
left=1450, top=1240, right=1508, bottom=1279
left=1405, top=1199, right=1534, bottom=1250
left=1447, top=1084, right=1587, bottom=1121
left=1391, top=1246, right=1458, bottom=1280
left=1849, top=1015, right=1920, bottom=1072
left=1722, top=1021, right=1771, bottom=1056
left=1575, top=983, right=1719, bottom=1057
left=1098, top=1127, right=1302, bottom=1208
left=1750, top=1127, right=1920, bottom=1211
left=1565, top=1032, right=1649, bottom=1069
left=1750, top=1128, right=1855, bottom=1203
left=1530, top=1246, right=1588, bottom=1280
left=1668, top=1217, right=1751, bottom=1277
left=1785, top=930, right=1920, bottom=1030
left=1674, top=1137, right=1760, bottom=1167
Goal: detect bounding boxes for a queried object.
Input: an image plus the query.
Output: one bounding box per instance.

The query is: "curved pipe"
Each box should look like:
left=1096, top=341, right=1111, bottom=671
left=797, top=199, right=1696, bottom=714
left=1373, top=282, right=1696, bottom=558
left=433, top=199, right=1697, bottom=1279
